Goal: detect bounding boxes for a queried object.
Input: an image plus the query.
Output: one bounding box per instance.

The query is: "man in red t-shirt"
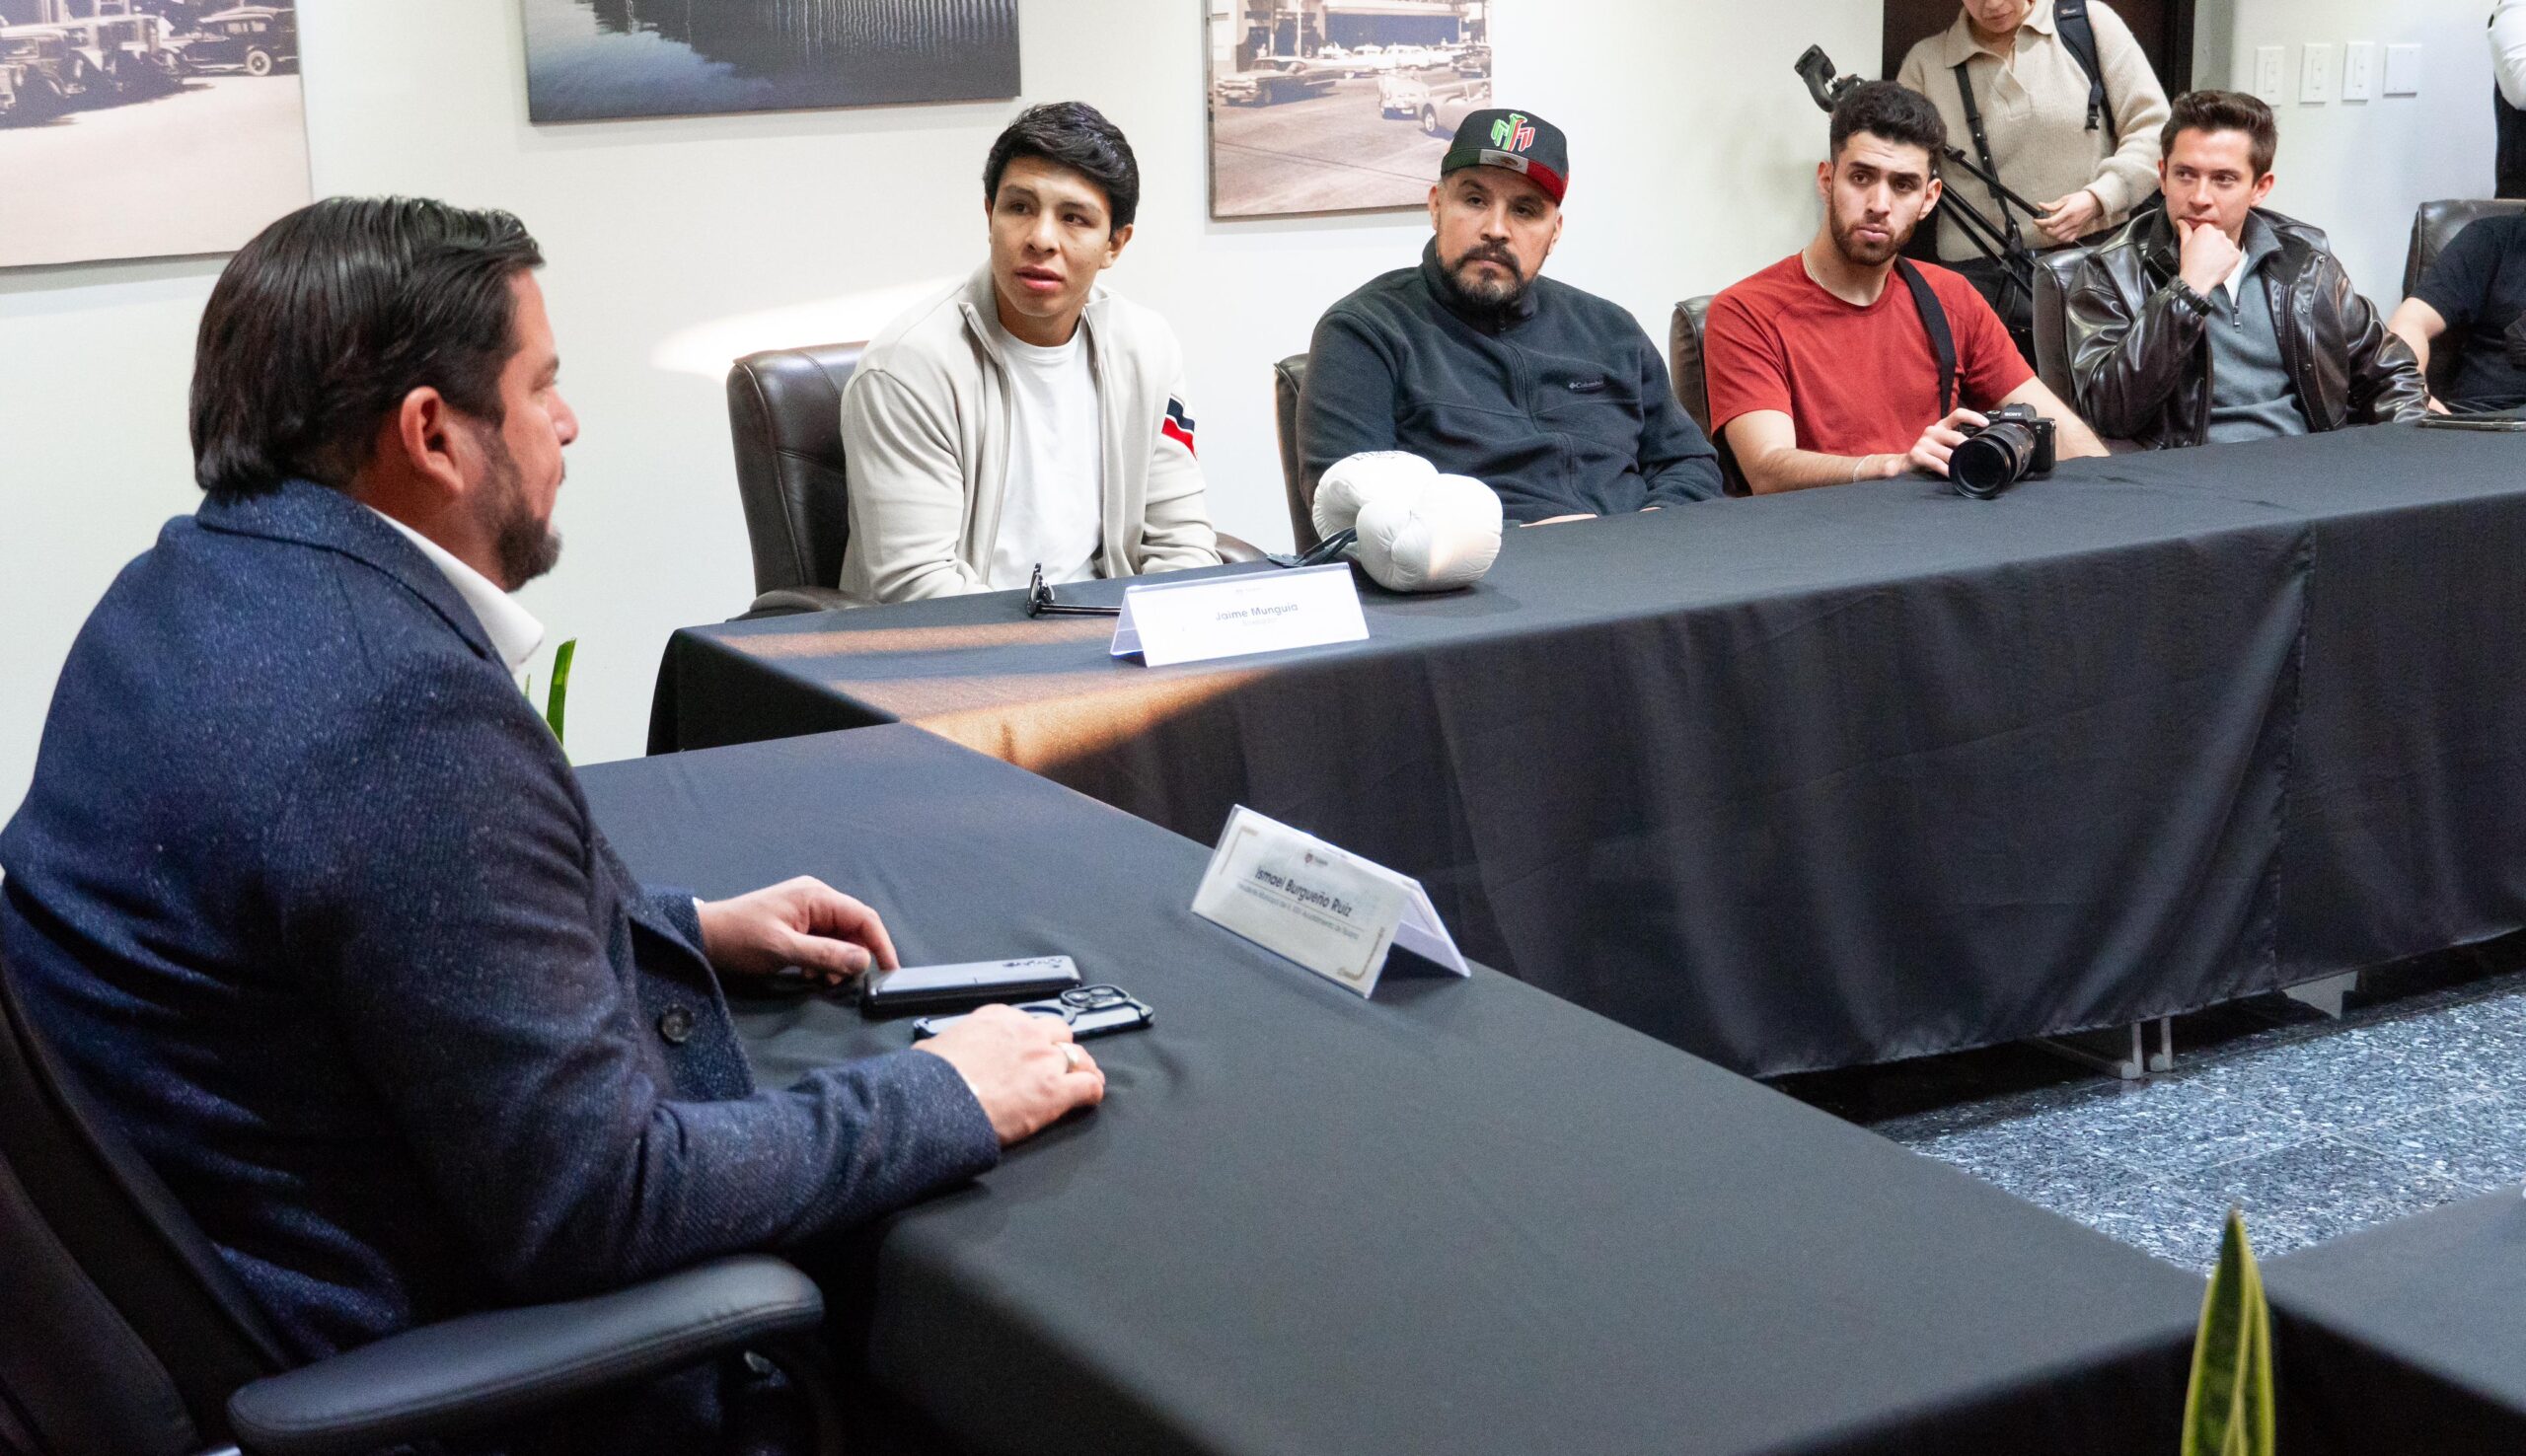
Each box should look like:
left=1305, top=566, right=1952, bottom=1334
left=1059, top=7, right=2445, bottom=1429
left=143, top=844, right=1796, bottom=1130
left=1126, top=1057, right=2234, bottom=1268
left=1706, top=81, right=2106, bottom=494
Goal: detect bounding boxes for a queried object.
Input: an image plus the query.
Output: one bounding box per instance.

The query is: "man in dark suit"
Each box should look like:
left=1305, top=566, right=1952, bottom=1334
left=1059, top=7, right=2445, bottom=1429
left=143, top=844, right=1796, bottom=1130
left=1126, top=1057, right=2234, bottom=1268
left=0, top=197, right=1104, bottom=1452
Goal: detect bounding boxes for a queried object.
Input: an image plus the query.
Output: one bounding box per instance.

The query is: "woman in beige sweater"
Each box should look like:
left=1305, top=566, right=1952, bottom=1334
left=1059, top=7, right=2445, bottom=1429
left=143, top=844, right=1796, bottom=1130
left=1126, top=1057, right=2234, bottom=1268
left=1896, top=0, right=2171, bottom=335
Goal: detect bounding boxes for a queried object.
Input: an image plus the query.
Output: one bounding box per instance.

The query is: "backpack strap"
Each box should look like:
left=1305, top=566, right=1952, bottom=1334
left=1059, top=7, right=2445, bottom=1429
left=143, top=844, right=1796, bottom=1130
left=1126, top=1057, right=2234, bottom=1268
left=1895, top=259, right=1960, bottom=416
left=2053, top=0, right=2117, bottom=142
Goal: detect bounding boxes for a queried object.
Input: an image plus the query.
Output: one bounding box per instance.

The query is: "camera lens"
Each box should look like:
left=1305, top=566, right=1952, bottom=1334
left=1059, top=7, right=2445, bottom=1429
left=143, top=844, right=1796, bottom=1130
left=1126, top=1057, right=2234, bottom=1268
left=1951, top=421, right=2036, bottom=500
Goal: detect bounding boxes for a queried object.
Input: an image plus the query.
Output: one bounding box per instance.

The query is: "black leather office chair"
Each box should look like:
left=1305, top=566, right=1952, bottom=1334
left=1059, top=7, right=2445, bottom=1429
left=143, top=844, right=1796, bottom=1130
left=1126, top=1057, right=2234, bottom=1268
left=1667, top=297, right=1717, bottom=437
left=1272, top=354, right=1317, bottom=552
left=2032, top=246, right=2095, bottom=407
left=1667, top=298, right=1749, bottom=496
left=2402, top=199, right=2526, bottom=397
left=0, top=946, right=843, bottom=1456
left=727, top=343, right=1264, bottom=619
left=727, top=342, right=868, bottom=619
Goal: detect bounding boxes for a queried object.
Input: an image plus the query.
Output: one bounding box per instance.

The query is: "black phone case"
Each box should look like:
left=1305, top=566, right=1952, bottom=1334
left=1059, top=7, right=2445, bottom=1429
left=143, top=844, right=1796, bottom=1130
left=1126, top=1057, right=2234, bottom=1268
left=859, top=962, right=1081, bottom=1016
left=913, top=991, right=1154, bottom=1042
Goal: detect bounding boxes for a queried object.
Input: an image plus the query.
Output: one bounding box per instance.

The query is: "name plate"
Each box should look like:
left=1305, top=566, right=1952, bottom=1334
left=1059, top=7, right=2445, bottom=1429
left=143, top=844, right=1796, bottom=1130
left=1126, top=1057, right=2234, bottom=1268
left=1191, top=806, right=1468, bottom=998
left=1111, top=564, right=1368, bottom=668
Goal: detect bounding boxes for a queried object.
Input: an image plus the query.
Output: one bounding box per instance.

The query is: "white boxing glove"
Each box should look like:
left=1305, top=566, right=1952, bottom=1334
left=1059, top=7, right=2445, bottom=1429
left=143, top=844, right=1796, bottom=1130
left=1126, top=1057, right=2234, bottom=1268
left=1313, top=451, right=1439, bottom=543
left=1352, top=473, right=1504, bottom=594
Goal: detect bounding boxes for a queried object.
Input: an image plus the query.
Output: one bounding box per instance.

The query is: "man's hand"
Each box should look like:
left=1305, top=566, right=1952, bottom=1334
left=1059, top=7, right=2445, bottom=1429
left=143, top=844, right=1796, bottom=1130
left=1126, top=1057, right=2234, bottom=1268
left=695, top=877, right=899, bottom=985
left=2035, top=189, right=2104, bottom=247
left=917, top=1004, right=1105, bottom=1145
left=1522, top=514, right=1597, bottom=527
left=2177, top=218, right=2244, bottom=297
left=1907, top=407, right=1988, bottom=478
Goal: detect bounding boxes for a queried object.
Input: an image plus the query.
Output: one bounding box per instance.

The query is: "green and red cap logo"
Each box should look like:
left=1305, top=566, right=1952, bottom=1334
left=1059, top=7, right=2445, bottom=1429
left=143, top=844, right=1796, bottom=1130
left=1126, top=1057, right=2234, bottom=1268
left=1442, top=107, right=1569, bottom=203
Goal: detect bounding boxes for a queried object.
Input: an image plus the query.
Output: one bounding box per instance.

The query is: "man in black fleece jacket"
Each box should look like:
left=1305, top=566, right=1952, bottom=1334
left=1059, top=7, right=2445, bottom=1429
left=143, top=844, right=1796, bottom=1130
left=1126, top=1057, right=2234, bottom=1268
left=1299, top=108, right=1724, bottom=524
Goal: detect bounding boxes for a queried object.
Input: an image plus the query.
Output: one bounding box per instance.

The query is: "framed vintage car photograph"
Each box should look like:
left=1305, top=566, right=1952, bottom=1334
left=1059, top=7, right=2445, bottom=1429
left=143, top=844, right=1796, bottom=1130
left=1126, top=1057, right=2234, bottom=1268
left=521, top=0, right=1020, bottom=124
left=1206, top=0, right=1495, bottom=221
left=0, top=0, right=311, bottom=270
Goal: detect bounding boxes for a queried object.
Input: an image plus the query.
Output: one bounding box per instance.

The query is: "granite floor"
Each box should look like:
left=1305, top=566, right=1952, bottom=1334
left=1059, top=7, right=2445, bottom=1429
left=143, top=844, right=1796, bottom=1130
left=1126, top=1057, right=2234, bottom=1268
left=1773, top=937, right=2526, bottom=1274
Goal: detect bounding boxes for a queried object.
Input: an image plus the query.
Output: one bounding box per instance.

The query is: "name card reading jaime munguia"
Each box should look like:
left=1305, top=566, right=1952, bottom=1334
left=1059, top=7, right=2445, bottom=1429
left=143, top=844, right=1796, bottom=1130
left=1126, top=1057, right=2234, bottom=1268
left=1111, top=564, right=1369, bottom=668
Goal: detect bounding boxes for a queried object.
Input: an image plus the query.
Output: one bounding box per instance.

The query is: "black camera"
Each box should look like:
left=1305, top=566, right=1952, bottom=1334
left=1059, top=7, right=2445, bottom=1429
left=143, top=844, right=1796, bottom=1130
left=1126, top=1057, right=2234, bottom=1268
left=1950, top=404, right=2056, bottom=499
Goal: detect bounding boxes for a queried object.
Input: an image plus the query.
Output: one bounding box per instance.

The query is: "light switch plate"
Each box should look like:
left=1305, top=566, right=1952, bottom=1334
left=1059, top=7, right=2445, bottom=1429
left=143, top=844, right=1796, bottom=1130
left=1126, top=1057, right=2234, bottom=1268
left=2341, top=40, right=2376, bottom=102
left=2385, top=43, right=2423, bottom=97
left=2300, top=41, right=2336, bottom=104
left=2253, top=44, right=2287, bottom=103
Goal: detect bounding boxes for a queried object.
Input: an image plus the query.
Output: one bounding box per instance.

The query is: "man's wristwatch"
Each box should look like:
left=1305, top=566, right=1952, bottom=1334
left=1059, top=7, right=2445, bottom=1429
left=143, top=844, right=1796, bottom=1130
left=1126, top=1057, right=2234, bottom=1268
left=2166, top=280, right=2216, bottom=321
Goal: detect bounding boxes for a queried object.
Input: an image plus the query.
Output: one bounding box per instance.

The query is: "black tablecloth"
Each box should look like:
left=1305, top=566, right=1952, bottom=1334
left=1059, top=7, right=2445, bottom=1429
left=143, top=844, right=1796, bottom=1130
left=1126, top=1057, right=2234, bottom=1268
left=2239, top=432, right=2526, bottom=983
left=2266, top=1187, right=2526, bottom=1454
left=579, top=728, right=2207, bottom=1456
left=649, top=426, right=2526, bottom=1075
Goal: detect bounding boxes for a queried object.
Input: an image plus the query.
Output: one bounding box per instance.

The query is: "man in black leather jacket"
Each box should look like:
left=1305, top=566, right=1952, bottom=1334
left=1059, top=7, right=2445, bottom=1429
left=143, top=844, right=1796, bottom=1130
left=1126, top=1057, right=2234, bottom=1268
left=2066, top=90, right=2425, bottom=449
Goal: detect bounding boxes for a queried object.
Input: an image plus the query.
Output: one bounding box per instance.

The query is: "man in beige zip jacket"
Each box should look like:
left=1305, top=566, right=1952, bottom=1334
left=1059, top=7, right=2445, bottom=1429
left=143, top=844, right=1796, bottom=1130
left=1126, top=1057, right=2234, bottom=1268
left=840, top=103, right=1221, bottom=604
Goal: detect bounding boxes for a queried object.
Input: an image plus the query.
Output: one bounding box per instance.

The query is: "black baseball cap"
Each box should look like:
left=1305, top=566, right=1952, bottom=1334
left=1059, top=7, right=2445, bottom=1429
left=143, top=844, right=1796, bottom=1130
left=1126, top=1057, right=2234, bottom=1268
left=1441, top=109, right=1570, bottom=203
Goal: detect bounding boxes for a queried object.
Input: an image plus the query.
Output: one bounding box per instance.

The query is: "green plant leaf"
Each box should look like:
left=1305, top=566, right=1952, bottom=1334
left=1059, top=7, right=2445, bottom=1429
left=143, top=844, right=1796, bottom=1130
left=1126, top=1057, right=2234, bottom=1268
left=2182, top=1205, right=2277, bottom=1456
left=544, top=638, right=576, bottom=746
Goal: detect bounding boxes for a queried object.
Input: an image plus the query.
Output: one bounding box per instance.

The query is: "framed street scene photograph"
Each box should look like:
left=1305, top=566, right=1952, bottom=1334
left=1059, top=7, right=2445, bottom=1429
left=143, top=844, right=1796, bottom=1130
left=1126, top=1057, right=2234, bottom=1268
left=0, top=1, right=310, bottom=270
left=522, top=0, right=1021, bottom=125
left=1206, top=0, right=1493, bottom=221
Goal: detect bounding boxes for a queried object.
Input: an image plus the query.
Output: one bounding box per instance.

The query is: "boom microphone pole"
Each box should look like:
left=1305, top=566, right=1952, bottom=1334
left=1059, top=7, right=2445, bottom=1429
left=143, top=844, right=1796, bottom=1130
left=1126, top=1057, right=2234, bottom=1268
left=1792, top=46, right=2044, bottom=308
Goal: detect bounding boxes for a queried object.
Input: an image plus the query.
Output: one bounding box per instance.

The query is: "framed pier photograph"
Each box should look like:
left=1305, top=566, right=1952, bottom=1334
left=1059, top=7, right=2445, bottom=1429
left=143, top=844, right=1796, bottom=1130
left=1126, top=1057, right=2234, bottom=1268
left=523, top=0, right=1022, bottom=124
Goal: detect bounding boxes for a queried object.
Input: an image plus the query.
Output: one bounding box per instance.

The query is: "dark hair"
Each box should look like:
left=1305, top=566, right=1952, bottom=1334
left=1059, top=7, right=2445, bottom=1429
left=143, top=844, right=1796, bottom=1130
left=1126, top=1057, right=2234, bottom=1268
left=981, top=101, right=1141, bottom=233
left=1829, top=80, right=1948, bottom=174
left=190, top=196, right=544, bottom=501
left=2163, top=89, right=2278, bottom=178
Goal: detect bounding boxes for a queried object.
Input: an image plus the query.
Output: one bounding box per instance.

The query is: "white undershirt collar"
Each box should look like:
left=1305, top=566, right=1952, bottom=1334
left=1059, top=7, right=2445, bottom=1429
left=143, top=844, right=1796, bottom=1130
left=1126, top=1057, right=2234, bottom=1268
left=2218, top=250, right=2251, bottom=302
left=365, top=507, right=547, bottom=683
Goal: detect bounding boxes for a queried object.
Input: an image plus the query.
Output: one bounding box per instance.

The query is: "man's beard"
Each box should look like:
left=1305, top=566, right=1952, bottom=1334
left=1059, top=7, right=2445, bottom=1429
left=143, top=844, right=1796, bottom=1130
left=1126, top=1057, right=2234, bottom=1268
left=1827, top=205, right=1912, bottom=267
left=1437, top=243, right=1532, bottom=328
left=471, top=429, right=561, bottom=591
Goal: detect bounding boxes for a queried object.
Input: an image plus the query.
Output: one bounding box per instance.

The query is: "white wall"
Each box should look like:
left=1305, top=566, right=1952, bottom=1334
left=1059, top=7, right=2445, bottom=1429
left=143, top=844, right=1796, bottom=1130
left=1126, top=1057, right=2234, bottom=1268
left=2197, top=0, right=2503, bottom=301
left=0, top=0, right=1878, bottom=804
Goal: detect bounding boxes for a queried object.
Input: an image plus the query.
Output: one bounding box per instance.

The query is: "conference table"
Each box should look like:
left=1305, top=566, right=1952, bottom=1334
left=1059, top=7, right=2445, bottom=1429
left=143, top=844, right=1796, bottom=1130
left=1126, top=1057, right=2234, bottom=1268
left=648, top=424, right=2526, bottom=1076
left=2265, top=1187, right=2526, bottom=1454
left=579, top=727, right=2207, bottom=1456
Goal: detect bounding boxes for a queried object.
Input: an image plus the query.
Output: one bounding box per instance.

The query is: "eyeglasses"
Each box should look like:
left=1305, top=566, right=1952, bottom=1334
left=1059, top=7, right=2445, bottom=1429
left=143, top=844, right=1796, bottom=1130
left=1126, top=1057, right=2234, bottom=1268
left=1009, top=983, right=1149, bottom=1034
left=1038, top=983, right=1152, bottom=1036
left=1026, top=563, right=1121, bottom=619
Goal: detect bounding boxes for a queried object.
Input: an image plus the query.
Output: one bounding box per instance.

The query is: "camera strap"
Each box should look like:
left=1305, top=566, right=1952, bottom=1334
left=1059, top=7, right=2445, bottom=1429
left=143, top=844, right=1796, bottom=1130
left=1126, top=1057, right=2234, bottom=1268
left=1951, top=60, right=2027, bottom=258
left=1895, top=259, right=1960, bottom=416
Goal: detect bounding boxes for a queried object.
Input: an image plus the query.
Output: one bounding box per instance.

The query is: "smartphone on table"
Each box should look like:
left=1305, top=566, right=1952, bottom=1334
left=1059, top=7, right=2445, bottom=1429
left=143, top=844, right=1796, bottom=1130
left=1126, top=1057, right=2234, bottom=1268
left=857, top=955, right=1081, bottom=1016
left=912, top=984, right=1154, bottom=1042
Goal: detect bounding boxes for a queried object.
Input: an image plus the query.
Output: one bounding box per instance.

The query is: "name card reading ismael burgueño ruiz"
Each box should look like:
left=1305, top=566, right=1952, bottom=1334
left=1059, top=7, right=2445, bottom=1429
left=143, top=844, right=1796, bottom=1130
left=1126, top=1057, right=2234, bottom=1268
left=1192, top=807, right=1468, bottom=998
left=1110, top=563, right=1369, bottom=668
